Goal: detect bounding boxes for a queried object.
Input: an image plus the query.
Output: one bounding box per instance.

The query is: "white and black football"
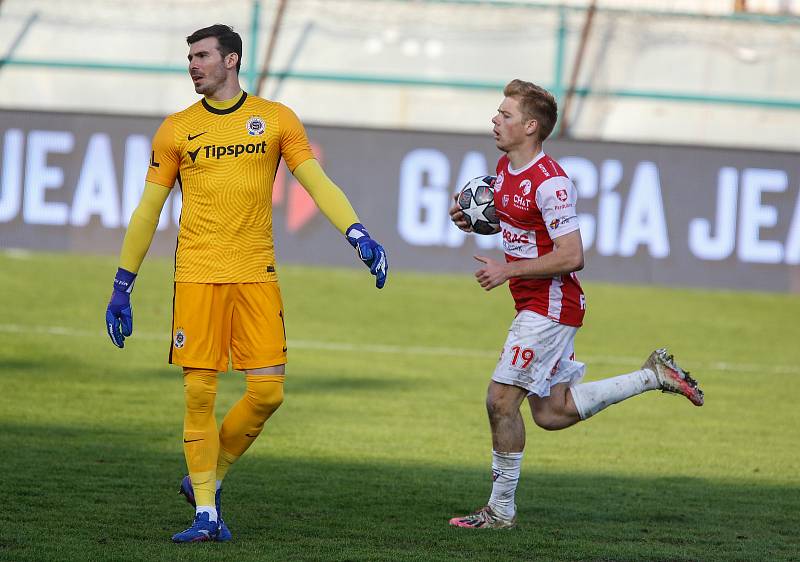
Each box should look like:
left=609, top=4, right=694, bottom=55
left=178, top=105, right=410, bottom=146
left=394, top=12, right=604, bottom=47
left=457, top=175, right=499, bottom=235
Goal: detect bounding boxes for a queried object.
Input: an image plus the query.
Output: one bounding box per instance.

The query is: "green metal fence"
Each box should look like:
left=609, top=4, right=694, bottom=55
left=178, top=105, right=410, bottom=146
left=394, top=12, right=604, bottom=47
left=2, top=1, right=799, bottom=116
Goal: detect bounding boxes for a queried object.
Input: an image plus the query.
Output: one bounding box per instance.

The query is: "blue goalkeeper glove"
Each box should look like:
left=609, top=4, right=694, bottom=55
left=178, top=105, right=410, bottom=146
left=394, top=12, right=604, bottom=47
left=106, top=267, right=136, bottom=348
left=346, top=223, right=388, bottom=289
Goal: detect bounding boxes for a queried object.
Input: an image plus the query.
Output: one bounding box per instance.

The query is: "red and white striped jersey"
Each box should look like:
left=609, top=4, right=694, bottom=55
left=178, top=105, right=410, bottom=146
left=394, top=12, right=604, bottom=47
left=494, top=152, right=585, bottom=327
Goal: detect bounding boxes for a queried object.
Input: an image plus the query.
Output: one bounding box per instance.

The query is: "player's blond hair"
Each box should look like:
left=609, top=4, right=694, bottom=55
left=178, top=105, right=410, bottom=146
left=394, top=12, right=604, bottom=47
left=503, top=79, right=558, bottom=141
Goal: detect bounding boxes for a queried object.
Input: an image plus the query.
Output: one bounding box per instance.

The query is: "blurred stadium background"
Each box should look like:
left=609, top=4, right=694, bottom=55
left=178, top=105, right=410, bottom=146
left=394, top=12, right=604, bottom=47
left=2, top=0, right=800, bottom=147
left=1, top=0, right=799, bottom=291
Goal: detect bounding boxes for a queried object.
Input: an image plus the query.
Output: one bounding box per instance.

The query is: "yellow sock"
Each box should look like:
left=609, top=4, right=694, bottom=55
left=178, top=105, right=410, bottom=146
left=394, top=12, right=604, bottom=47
left=182, top=368, right=219, bottom=507
left=216, top=448, right=240, bottom=482
left=219, top=375, right=284, bottom=462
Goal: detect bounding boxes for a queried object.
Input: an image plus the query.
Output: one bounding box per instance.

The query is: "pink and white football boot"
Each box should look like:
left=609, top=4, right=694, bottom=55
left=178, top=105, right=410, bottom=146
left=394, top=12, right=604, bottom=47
left=449, top=505, right=516, bottom=529
left=643, top=348, right=704, bottom=406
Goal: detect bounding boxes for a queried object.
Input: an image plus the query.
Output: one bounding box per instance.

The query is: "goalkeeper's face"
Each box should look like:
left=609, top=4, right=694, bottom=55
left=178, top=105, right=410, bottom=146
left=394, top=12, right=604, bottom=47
left=187, top=36, right=233, bottom=96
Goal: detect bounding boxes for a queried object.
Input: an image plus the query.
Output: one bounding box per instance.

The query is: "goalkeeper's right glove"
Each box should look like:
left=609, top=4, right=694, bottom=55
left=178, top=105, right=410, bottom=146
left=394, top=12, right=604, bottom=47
left=106, top=267, right=136, bottom=348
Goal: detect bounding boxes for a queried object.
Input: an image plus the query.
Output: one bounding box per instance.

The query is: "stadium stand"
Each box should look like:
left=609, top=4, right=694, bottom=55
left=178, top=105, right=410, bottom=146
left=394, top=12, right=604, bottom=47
left=0, top=0, right=799, bottom=150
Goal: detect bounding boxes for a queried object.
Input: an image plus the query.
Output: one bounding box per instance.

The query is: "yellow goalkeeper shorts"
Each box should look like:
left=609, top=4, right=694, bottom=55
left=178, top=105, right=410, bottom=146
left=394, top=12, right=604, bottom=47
left=169, top=282, right=287, bottom=372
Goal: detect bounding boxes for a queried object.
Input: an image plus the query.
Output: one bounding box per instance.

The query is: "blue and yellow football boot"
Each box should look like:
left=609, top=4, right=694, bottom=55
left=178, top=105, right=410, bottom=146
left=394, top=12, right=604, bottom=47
left=178, top=475, right=232, bottom=542
left=171, top=512, right=220, bottom=543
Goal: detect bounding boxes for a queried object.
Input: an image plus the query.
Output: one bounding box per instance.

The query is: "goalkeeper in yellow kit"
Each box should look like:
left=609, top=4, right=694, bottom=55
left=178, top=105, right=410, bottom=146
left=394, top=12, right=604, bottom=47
left=104, top=24, right=387, bottom=543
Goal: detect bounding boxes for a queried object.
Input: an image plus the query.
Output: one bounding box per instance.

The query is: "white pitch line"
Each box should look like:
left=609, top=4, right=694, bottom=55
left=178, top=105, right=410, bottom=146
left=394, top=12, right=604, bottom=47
left=0, top=323, right=796, bottom=375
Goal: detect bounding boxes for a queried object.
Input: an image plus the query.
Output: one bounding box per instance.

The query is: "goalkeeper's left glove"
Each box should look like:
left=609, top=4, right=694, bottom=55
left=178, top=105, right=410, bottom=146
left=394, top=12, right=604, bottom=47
left=106, top=267, right=136, bottom=348
left=346, top=223, right=388, bottom=289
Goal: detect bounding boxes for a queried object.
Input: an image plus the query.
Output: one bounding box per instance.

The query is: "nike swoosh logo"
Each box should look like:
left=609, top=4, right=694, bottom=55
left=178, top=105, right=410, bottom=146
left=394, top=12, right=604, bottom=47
left=245, top=433, right=258, bottom=438
left=187, top=132, right=207, bottom=141
left=282, top=347, right=287, bottom=352
left=183, top=438, right=203, bottom=443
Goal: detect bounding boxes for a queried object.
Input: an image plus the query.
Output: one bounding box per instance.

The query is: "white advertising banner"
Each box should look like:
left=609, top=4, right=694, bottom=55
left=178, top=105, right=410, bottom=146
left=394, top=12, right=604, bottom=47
left=1, top=109, right=799, bottom=292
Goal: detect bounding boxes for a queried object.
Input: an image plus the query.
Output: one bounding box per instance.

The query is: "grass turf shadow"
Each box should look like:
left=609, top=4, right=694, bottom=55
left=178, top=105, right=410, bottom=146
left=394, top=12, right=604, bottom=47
left=2, top=423, right=798, bottom=562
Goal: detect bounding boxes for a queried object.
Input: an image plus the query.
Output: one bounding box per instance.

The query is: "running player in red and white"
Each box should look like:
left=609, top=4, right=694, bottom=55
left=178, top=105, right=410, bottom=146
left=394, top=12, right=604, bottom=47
left=448, top=79, right=703, bottom=530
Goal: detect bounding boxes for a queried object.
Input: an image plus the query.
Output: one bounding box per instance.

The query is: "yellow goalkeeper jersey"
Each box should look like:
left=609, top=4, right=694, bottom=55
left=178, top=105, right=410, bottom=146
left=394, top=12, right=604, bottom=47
left=146, top=92, right=314, bottom=283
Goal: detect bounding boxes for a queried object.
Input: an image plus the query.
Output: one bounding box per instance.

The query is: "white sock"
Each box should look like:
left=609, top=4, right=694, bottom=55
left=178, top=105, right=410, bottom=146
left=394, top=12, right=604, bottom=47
left=488, top=450, right=523, bottom=520
left=196, top=505, right=218, bottom=522
left=570, top=369, right=659, bottom=420
left=216, top=480, right=222, bottom=491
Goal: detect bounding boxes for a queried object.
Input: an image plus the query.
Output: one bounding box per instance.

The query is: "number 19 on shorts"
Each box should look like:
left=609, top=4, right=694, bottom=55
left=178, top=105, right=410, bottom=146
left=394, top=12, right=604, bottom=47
left=510, top=346, right=535, bottom=369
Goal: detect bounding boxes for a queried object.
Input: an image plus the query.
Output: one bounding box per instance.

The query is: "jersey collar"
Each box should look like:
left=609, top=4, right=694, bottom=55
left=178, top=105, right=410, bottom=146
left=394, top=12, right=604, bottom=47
left=202, top=91, right=248, bottom=115
left=507, top=151, right=545, bottom=175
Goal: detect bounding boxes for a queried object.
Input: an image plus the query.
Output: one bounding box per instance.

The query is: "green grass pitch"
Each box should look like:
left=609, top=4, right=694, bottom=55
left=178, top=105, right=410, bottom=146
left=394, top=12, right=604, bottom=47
left=0, top=250, right=798, bottom=561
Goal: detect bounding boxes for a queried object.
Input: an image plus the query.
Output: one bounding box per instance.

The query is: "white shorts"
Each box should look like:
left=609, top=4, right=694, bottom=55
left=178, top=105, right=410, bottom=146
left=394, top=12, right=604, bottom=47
left=492, top=310, right=586, bottom=397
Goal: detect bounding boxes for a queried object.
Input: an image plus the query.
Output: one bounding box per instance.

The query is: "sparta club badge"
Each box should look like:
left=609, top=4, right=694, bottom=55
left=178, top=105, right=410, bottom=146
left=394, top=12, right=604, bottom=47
left=174, top=328, right=186, bottom=349
left=246, top=116, right=266, bottom=136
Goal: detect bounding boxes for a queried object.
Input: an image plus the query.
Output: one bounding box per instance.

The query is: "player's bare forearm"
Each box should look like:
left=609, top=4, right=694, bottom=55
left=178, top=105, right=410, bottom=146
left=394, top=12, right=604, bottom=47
left=474, top=231, right=583, bottom=289
left=509, top=230, right=584, bottom=280
left=507, top=253, right=580, bottom=280
left=473, top=255, right=574, bottom=291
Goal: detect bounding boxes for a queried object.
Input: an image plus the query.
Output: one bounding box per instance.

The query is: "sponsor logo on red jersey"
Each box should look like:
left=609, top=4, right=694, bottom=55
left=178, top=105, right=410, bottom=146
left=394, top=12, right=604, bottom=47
left=550, top=215, right=575, bottom=230
left=503, top=229, right=530, bottom=244
left=495, top=172, right=505, bottom=191
left=513, top=194, right=531, bottom=210
left=520, top=179, right=532, bottom=196
left=556, top=189, right=568, bottom=201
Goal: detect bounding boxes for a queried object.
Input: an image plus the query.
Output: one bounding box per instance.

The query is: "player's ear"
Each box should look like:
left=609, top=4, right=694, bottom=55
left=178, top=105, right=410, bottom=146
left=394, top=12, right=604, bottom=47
left=225, top=52, right=239, bottom=70
left=526, top=118, right=539, bottom=137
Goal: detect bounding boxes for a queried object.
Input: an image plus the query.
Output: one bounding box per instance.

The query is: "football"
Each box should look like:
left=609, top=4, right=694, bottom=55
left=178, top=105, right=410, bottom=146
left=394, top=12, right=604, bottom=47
left=457, top=175, right=499, bottom=235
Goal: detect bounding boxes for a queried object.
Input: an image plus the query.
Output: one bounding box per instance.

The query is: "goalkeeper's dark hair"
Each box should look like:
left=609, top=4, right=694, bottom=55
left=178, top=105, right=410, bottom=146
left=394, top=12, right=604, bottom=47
left=504, top=79, right=558, bottom=141
left=187, top=24, right=242, bottom=73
